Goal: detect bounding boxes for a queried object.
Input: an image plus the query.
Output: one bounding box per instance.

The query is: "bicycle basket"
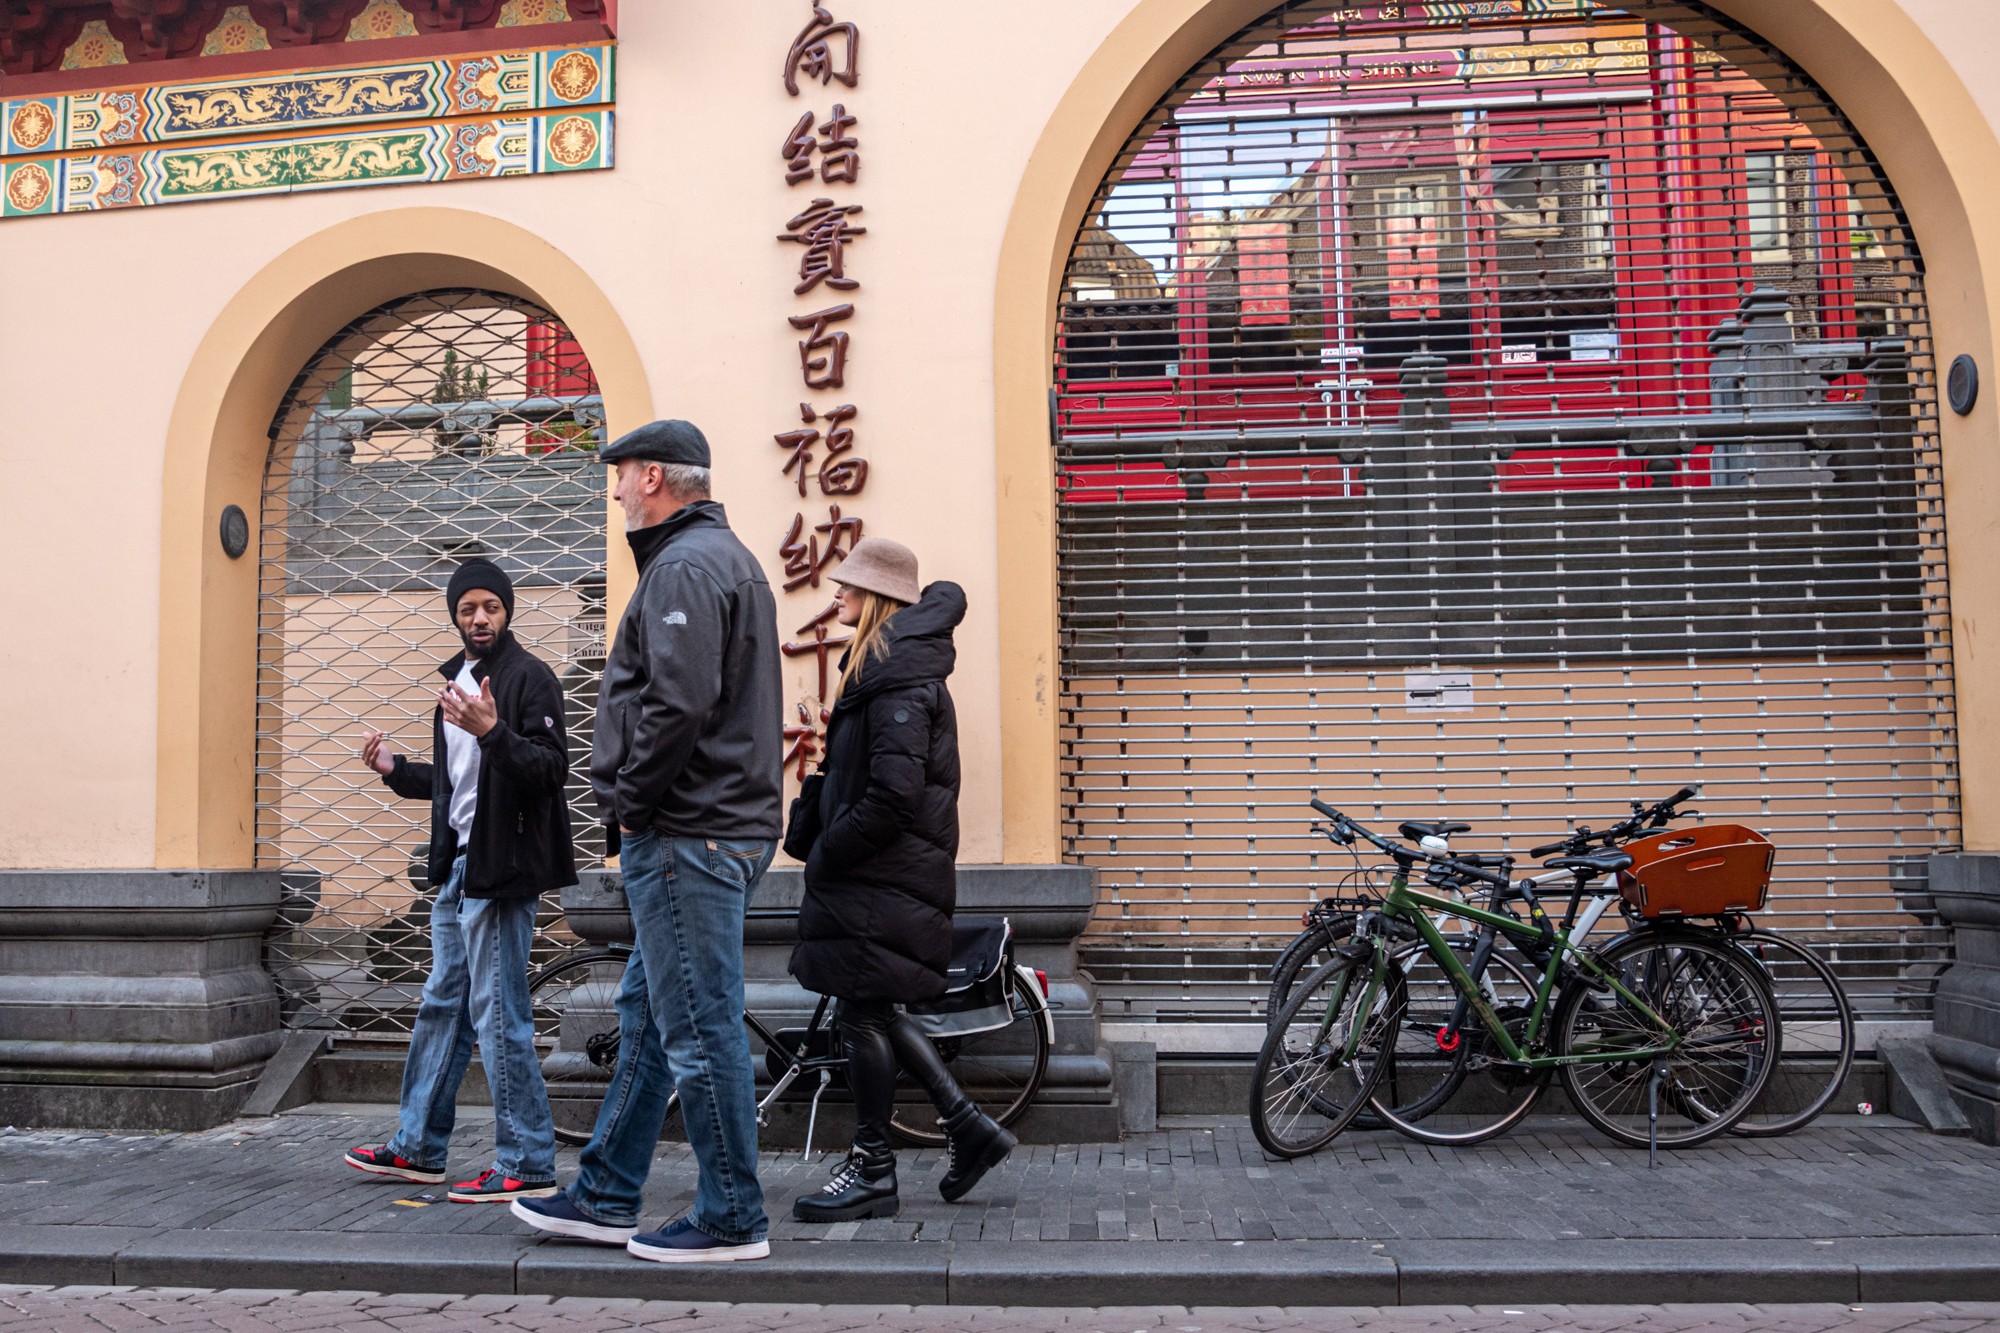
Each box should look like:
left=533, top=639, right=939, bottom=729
left=1619, top=824, right=1773, bottom=918
left=905, top=916, right=1015, bottom=1039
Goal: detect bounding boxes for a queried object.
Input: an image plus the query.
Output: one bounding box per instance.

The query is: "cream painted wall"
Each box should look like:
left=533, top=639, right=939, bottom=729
left=1901, top=1, right=2000, bottom=135
left=0, top=0, right=1139, bottom=870
left=6, top=0, right=2000, bottom=870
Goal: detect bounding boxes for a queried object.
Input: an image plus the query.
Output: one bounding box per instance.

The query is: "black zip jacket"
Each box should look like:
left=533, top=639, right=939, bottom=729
left=789, top=582, right=965, bottom=1002
left=591, top=502, right=784, bottom=842
left=384, top=631, right=578, bottom=900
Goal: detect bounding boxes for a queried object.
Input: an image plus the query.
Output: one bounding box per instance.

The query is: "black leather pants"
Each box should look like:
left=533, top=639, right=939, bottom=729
left=838, top=999, right=972, bottom=1157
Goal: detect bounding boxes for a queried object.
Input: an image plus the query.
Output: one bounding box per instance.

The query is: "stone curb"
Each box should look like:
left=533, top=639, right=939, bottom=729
left=1, top=1228, right=1996, bottom=1305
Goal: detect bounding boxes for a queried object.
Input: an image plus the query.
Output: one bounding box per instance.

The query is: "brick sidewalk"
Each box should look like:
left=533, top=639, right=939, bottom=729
left=1, top=1107, right=1996, bottom=1305
left=5, top=1288, right=2000, bottom=1333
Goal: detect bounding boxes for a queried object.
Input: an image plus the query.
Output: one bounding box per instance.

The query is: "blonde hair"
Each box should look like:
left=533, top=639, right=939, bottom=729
left=832, top=587, right=908, bottom=703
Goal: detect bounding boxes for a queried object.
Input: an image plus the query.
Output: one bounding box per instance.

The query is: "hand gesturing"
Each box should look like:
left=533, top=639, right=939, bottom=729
left=441, top=677, right=499, bottom=738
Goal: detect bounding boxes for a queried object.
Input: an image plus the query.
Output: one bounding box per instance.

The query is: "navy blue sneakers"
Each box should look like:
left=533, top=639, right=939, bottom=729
left=625, top=1216, right=770, bottom=1264
left=509, top=1193, right=638, bottom=1245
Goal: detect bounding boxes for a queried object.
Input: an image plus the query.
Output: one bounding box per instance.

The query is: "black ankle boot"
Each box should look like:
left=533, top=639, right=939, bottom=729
left=791, top=1147, right=899, bottom=1222
left=938, top=1104, right=1016, bottom=1203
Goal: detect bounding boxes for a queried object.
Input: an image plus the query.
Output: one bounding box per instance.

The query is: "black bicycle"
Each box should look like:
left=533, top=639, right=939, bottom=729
left=527, top=912, right=1053, bottom=1150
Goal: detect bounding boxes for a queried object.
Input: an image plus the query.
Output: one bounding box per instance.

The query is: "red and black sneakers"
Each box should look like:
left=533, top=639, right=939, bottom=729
left=448, top=1169, right=559, bottom=1204
left=343, top=1144, right=445, bottom=1184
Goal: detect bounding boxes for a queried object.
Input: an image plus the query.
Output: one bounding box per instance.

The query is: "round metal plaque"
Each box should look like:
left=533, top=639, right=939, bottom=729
left=1949, top=354, right=1979, bottom=415
left=219, top=504, right=250, bottom=559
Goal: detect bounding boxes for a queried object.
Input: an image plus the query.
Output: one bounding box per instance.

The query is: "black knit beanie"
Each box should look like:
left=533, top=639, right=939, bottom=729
left=446, top=558, right=515, bottom=620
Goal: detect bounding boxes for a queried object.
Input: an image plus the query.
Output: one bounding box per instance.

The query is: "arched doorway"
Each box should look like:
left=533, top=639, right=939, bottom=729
left=256, top=289, right=607, bottom=1032
left=1053, top=0, right=1957, bottom=1045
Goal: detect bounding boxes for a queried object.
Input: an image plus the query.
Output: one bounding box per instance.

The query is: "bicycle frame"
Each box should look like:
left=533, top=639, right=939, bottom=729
left=748, top=998, right=843, bottom=1121
left=1307, top=936, right=1393, bottom=1063
left=1380, top=872, right=1681, bottom=1069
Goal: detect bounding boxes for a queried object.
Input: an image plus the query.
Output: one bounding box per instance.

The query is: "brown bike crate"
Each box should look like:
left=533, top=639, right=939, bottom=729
left=1618, top=824, right=1773, bottom=918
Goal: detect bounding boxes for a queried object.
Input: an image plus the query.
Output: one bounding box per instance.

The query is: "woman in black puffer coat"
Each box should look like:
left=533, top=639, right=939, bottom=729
left=785, top=538, right=1015, bottom=1224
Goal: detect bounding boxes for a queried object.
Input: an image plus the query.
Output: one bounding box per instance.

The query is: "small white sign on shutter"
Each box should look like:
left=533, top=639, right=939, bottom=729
left=1405, top=672, right=1474, bottom=713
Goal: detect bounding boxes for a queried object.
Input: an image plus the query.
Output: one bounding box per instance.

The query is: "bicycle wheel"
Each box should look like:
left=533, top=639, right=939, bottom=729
left=1728, top=929, right=1855, bottom=1137
left=528, top=949, right=638, bottom=1147
left=1250, top=950, right=1406, bottom=1159
left=1265, top=920, right=1349, bottom=1026
left=889, top=968, right=1051, bottom=1146
left=1369, top=943, right=1550, bottom=1146
left=1555, top=933, right=1778, bottom=1149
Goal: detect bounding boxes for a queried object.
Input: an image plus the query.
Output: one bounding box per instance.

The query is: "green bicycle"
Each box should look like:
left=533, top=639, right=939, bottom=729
left=1249, top=801, right=1780, bottom=1158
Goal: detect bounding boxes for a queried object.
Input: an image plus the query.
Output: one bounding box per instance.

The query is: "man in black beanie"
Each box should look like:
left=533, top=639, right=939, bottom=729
left=343, top=557, right=577, bottom=1204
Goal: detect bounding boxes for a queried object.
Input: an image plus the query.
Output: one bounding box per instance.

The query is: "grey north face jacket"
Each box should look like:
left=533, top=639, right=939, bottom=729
left=591, top=501, right=784, bottom=843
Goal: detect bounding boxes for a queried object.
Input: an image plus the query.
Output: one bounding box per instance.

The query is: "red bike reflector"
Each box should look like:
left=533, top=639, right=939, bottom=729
left=1302, top=910, right=1314, bottom=928
left=1034, top=969, right=1049, bottom=999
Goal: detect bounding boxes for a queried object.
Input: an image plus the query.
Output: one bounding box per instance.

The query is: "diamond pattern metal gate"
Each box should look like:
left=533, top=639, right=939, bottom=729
left=1055, top=0, right=1959, bottom=1049
left=257, top=289, right=607, bottom=1033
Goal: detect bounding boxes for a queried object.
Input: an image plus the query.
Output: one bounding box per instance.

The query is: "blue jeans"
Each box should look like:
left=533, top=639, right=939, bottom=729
left=566, top=830, right=772, bottom=1244
left=387, top=854, right=556, bottom=1181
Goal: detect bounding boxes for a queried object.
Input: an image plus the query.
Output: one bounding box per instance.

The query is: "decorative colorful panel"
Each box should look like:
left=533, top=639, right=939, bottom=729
left=347, top=1, right=420, bottom=42
left=2, top=44, right=614, bottom=157
left=1, top=107, right=608, bottom=218
left=59, top=21, right=129, bottom=71
left=499, top=0, right=573, bottom=24
left=201, top=7, right=273, bottom=57
left=0, top=41, right=613, bottom=221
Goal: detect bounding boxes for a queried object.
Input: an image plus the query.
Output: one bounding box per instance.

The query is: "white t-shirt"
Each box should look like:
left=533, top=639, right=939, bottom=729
left=443, top=660, right=482, bottom=845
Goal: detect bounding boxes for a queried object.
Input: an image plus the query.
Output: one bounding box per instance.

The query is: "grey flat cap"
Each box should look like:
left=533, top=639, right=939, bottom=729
left=599, top=418, right=711, bottom=468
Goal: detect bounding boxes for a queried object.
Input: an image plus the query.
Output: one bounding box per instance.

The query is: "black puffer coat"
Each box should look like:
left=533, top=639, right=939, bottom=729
left=789, top=582, right=965, bottom=1003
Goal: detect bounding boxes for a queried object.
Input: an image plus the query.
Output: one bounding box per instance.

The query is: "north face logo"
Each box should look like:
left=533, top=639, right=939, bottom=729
left=663, top=611, right=688, bottom=625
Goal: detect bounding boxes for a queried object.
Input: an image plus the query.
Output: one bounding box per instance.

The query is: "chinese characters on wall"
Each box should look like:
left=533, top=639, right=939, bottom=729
left=777, top=3, right=864, bottom=781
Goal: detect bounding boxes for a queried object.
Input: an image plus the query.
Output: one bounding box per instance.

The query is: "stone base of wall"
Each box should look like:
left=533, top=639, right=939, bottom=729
left=0, top=870, right=283, bottom=1131
left=0, top=1066, right=270, bottom=1133
left=1928, top=853, right=2000, bottom=1144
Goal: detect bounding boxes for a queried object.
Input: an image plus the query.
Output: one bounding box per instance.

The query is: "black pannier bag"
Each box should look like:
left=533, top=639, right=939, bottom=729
left=905, top=916, right=1014, bottom=1039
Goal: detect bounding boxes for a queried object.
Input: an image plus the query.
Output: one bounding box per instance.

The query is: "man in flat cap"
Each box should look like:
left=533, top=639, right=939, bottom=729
left=345, top=558, right=575, bottom=1203
left=513, top=420, right=783, bottom=1264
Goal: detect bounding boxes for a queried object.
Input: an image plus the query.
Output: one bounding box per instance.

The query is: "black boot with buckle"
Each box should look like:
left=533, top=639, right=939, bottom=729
left=938, top=1101, right=1016, bottom=1203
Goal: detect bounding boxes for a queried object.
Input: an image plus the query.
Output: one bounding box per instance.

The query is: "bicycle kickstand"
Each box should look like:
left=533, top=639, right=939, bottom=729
left=1647, top=1057, right=1666, bottom=1171
left=803, top=1068, right=832, bottom=1162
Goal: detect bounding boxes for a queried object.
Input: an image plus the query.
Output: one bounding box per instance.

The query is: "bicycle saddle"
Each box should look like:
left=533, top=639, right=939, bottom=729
left=1400, top=819, right=1472, bottom=841
left=1545, top=850, right=1633, bottom=875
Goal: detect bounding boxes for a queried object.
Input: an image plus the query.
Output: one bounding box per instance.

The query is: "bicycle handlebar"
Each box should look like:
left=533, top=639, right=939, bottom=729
left=1310, top=800, right=1513, bottom=889
left=1529, top=786, right=1699, bottom=857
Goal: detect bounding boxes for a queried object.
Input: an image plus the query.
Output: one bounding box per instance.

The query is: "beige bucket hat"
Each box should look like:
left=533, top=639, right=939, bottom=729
left=831, top=537, right=920, bottom=605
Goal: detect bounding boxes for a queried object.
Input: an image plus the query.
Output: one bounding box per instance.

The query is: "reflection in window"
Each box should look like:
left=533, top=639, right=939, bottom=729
left=1492, top=158, right=1617, bottom=361
left=1201, top=201, right=1328, bottom=376
left=1064, top=222, right=1176, bottom=380
left=1847, top=194, right=1896, bottom=343
left=1176, top=118, right=1333, bottom=377
left=1351, top=167, right=1472, bottom=366
left=1745, top=150, right=1822, bottom=333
